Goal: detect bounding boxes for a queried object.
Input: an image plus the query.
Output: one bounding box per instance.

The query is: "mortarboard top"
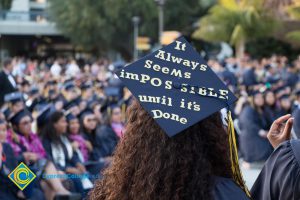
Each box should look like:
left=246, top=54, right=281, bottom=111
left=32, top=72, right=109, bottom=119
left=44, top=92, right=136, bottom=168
left=279, top=94, right=290, bottom=100
left=66, top=112, right=77, bottom=122
left=80, top=82, right=93, bottom=90
left=115, top=36, right=237, bottom=137
left=37, top=104, right=56, bottom=128
left=46, top=80, right=57, bottom=86
left=29, top=87, right=39, bottom=96
left=63, top=98, right=81, bottom=111
left=63, top=81, right=76, bottom=91
left=9, top=110, right=32, bottom=125
left=114, top=37, right=251, bottom=197
left=4, top=92, right=24, bottom=104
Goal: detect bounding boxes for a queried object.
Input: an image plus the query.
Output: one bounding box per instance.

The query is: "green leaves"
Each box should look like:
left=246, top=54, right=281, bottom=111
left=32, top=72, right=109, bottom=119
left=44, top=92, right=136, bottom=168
left=192, top=0, right=279, bottom=57
left=48, top=0, right=209, bottom=58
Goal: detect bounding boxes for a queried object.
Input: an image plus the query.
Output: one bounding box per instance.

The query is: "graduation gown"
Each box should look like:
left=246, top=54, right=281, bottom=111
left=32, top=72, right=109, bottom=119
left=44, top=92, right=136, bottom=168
left=42, top=137, right=81, bottom=171
left=238, top=105, right=273, bottom=162
left=251, top=140, right=300, bottom=200
left=0, top=143, right=45, bottom=200
left=83, top=125, right=119, bottom=161
left=213, top=176, right=250, bottom=200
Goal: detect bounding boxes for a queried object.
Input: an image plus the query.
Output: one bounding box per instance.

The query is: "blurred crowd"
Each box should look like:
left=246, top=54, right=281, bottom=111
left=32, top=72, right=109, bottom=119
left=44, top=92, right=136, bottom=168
left=209, top=55, right=300, bottom=167
left=0, top=54, right=300, bottom=199
left=0, top=57, right=130, bottom=200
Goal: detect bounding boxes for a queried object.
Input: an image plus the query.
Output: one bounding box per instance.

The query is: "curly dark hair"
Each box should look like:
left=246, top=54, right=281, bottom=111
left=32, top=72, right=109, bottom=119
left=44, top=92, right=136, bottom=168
left=89, top=99, right=232, bottom=200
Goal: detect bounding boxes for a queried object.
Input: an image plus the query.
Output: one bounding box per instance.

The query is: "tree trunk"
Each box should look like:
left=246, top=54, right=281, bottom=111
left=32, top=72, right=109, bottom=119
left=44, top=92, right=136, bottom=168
left=235, top=38, right=245, bottom=59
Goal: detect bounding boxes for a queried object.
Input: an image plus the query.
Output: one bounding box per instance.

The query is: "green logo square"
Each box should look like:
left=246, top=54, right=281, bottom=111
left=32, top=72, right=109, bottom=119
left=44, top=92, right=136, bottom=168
left=8, top=162, right=36, bottom=190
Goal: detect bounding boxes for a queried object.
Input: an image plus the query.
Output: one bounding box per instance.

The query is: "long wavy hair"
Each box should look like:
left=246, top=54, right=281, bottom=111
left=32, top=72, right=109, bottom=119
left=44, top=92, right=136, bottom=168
left=89, top=99, right=232, bottom=200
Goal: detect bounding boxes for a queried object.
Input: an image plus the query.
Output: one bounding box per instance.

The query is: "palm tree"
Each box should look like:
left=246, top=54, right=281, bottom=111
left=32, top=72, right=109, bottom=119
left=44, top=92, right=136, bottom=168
left=192, top=0, right=279, bottom=58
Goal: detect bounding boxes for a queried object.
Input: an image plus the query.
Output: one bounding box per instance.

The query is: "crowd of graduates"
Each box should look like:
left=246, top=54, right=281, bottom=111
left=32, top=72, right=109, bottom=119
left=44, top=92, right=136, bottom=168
left=0, top=57, right=130, bottom=200
left=0, top=54, right=299, bottom=199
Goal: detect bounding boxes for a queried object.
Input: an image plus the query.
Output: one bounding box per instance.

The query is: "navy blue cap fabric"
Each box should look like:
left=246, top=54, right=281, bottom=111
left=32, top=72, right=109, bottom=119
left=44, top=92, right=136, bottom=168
left=115, top=37, right=237, bottom=137
left=37, top=104, right=56, bottom=127
left=63, top=81, right=76, bottom=91
left=9, top=110, right=32, bottom=125
left=66, top=113, right=77, bottom=122
left=81, top=82, right=93, bottom=90
left=29, top=87, right=39, bottom=95
left=4, top=92, right=24, bottom=104
left=78, top=108, right=94, bottom=121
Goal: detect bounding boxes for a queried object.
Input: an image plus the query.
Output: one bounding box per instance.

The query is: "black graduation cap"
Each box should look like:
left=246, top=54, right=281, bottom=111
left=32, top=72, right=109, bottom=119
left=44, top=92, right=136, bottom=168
left=66, top=112, right=77, bottom=122
left=80, top=82, right=93, bottom=90
left=63, top=81, right=76, bottom=91
left=295, top=89, right=300, bottom=97
left=114, top=37, right=250, bottom=197
left=46, top=80, right=57, bottom=86
left=4, top=92, right=24, bottom=104
left=78, top=108, right=94, bottom=121
left=29, top=87, right=39, bottom=96
left=63, top=98, right=81, bottom=111
left=9, top=110, right=32, bottom=125
left=279, top=94, right=290, bottom=100
left=115, top=37, right=237, bottom=137
left=37, top=104, right=56, bottom=128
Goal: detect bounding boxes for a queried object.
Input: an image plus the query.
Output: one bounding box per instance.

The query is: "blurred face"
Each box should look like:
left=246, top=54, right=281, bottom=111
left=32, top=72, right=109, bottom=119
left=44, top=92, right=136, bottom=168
left=254, top=93, right=264, bottom=107
left=69, top=118, right=80, bottom=134
left=70, top=106, right=81, bottom=116
left=0, top=123, right=7, bottom=142
left=265, top=92, right=275, bottom=106
left=17, top=115, right=32, bottom=136
left=5, top=62, right=13, bottom=72
left=54, top=116, right=67, bottom=134
left=67, top=89, right=78, bottom=100
left=83, top=114, right=97, bottom=131
left=111, top=107, right=122, bottom=123
left=11, top=102, right=24, bottom=114
left=280, top=98, right=291, bottom=110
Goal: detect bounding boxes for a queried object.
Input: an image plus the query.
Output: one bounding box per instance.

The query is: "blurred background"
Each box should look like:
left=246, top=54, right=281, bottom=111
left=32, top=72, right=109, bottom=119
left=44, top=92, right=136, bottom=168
left=0, top=0, right=300, bottom=199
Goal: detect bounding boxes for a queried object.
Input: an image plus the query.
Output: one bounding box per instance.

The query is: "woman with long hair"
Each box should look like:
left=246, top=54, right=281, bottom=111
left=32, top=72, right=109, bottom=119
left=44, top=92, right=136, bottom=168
left=239, top=91, right=273, bottom=166
left=89, top=100, right=249, bottom=200
left=9, top=110, right=74, bottom=200
left=40, top=110, right=91, bottom=196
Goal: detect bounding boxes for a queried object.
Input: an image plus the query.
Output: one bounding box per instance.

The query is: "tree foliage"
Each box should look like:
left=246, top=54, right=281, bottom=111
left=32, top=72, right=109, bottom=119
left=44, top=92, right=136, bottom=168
left=48, top=0, right=212, bottom=59
left=0, top=0, right=13, bottom=10
left=192, top=0, right=279, bottom=57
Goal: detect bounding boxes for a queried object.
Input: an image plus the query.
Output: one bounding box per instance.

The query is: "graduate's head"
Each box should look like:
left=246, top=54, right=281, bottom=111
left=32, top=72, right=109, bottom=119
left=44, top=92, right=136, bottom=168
left=264, top=90, right=276, bottom=106
left=250, top=91, right=264, bottom=109
left=51, top=111, right=67, bottom=135
left=3, top=57, right=13, bottom=72
left=66, top=113, right=80, bottom=134
left=111, top=105, right=122, bottom=124
left=10, top=110, right=33, bottom=136
left=79, top=109, right=97, bottom=133
left=4, top=92, right=25, bottom=114
left=40, top=110, right=67, bottom=141
left=279, top=95, right=291, bottom=111
left=0, top=119, right=7, bottom=142
left=90, top=99, right=232, bottom=200
left=89, top=37, right=249, bottom=200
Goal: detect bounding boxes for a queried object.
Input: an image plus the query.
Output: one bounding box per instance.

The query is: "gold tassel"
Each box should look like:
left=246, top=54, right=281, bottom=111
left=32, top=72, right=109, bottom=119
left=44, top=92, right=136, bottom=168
left=227, top=110, right=252, bottom=198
